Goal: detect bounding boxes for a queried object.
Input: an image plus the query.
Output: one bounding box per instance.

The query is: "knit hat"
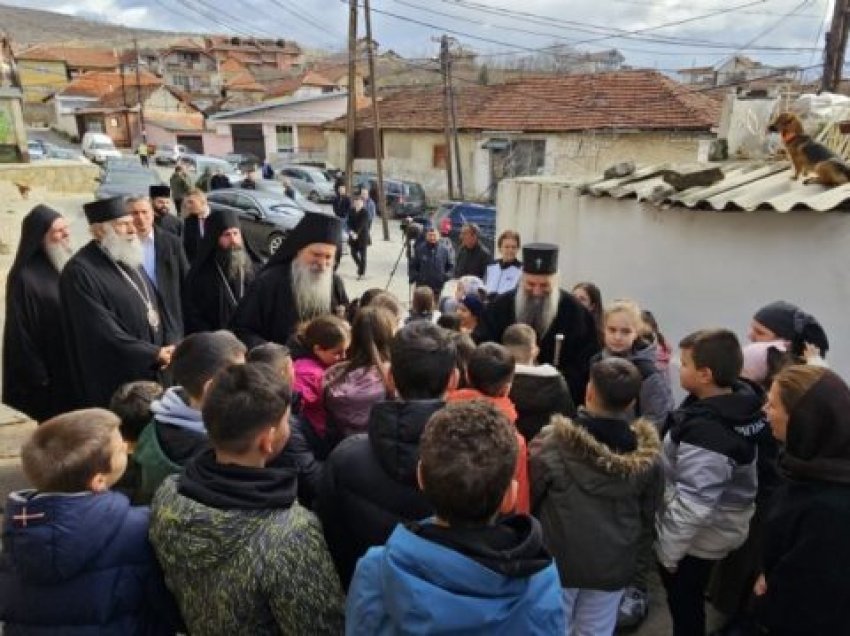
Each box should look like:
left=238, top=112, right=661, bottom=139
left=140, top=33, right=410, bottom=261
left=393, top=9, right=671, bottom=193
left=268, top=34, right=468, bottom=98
left=460, top=293, right=485, bottom=319
left=753, top=301, right=829, bottom=355
left=83, top=196, right=127, bottom=224
left=742, top=340, right=787, bottom=383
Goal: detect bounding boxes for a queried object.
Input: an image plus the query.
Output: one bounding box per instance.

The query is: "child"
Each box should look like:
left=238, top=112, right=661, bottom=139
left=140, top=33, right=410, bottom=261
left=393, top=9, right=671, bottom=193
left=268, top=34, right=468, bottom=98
left=406, top=285, right=440, bottom=324
left=641, top=309, right=673, bottom=374
left=133, top=330, right=246, bottom=504
left=317, top=321, right=458, bottom=588
left=347, top=400, right=566, bottom=635
left=150, top=363, right=345, bottom=634
left=594, top=300, right=674, bottom=428
left=325, top=306, right=395, bottom=439
left=572, top=281, right=603, bottom=343
left=530, top=358, right=662, bottom=636
left=457, top=293, right=484, bottom=334
left=437, top=313, right=461, bottom=331
left=109, top=380, right=164, bottom=503
left=447, top=342, right=530, bottom=514
left=503, top=323, right=575, bottom=442
left=293, top=314, right=350, bottom=457
left=449, top=330, right=476, bottom=388
left=0, top=409, right=181, bottom=633
left=656, top=329, right=763, bottom=636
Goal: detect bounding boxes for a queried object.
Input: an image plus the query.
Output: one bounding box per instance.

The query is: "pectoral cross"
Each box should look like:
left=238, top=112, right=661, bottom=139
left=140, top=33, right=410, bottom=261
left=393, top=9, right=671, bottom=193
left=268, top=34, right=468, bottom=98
left=13, top=506, right=45, bottom=527
left=535, top=257, right=543, bottom=270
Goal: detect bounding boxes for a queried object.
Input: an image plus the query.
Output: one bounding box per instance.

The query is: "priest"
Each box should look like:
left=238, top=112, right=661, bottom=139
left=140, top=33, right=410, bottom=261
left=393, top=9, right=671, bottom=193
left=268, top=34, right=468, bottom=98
left=475, top=243, right=599, bottom=402
left=150, top=184, right=183, bottom=237
left=230, top=212, right=349, bottom=348
left=60, top=196, right=178, bottom=407
left=2, top=205, right=76, bottom=421
left=183, top=208, right=256, bottom=334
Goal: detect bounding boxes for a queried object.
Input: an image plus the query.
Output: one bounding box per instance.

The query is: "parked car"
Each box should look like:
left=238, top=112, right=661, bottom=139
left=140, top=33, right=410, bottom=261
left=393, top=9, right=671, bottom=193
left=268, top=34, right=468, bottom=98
left=43, top=143, right=90, bottom=163
left=184, top=154, right=241, bottom=183
left=223, top=152, right=260, bottom=173
left=26, top=140, right=46, bottom=160
left=81, top=132, right=122, bottom=164
left=154, top=144, right=194, bottom=165
left=95, top=164, right=165, bottom=199
left=206, top=189, right=306, bottom=258
left=290, top=160, right=342, bottom=182
left=277, top=164, right=336, bottom=203
left=354, top=174, right=428, bottom=218
left=431, top=201, right=496, bottom=254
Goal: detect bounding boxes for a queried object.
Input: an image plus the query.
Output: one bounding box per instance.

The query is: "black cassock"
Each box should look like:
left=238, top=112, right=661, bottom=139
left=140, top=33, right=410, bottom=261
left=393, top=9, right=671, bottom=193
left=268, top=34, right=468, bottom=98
left=475, top=289, right=601, bottom=404
left=230, top=261, right=349, bottom=349
left=2, top=208, right=75, bottom=421
left=60, top=242, right=179, bottom=408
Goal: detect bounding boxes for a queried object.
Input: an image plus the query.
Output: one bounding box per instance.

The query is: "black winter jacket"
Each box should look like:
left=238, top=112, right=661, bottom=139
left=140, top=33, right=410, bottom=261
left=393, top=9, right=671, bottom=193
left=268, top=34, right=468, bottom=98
left=316, top=399, right=444, bottom=588
left=454, top=242, right=491, bottom=279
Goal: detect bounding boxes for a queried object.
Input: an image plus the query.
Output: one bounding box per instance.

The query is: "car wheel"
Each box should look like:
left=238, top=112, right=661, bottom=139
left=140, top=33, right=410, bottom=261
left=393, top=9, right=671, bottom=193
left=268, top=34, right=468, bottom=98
left=308, top=190, right=320, bottom=203
left=268, top=231, right=287, bottom=255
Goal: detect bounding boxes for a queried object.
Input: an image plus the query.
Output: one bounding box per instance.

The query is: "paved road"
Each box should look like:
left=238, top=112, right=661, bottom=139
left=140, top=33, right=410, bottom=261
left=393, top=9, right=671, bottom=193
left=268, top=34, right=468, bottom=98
left=26, top=127, right=79, bottom=150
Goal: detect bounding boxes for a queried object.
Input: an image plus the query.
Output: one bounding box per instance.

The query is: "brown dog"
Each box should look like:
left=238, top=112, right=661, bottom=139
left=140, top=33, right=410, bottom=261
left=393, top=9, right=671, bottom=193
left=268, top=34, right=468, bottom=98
left=768, top=112, right=850, bottom=186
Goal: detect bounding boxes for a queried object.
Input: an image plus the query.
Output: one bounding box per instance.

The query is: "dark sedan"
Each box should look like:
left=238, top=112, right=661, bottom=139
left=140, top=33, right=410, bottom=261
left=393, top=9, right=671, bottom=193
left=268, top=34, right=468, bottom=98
left=206, top=189, right=305, bottom=258
left=95, top=165, right=165, bottom=199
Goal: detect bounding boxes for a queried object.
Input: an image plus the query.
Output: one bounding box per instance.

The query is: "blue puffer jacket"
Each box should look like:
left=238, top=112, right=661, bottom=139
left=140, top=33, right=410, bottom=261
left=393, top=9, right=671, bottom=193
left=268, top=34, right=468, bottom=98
left=346, top=516, right=565, bottom=635
left=0, top=489, right=181, bottom=635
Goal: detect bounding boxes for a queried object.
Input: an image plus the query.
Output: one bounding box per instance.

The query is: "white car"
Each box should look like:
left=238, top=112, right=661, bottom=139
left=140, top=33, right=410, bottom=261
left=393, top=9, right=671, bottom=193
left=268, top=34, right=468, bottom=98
left=81, top=132, right=122, bottom=164
left=154, top=144, right=193, bottom=165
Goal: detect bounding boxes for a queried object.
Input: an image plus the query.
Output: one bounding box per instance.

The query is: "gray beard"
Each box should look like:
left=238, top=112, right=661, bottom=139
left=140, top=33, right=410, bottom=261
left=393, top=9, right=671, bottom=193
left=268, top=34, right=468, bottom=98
left=218, top=246, right=251, bottom=283
left=291, top=259, right=333, bottom=322
left=44, top=241, right=74, bottom=273
left=101, top=226, right=143, bottom=269
left=515, top=285, right=560, bottom=339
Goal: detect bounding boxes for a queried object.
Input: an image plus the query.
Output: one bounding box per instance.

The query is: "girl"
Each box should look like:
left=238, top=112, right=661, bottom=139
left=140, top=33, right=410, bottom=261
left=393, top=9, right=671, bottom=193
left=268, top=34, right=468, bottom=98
left=640, top=309, right=672, bottom=374
left=572, top=282, right=603, bottom=344
left=594, top=299, right=674, bottom=427
left=456, top=293, right=484, bottom=335
left=749, top=300, right=829, bottom=362
left=293, top=314, right=350, bottom=458
left=406, top=286, right=440, bottom=324
left=325, top=307, right=396, bottom=440
left=484, top=230, right=522, bottom=298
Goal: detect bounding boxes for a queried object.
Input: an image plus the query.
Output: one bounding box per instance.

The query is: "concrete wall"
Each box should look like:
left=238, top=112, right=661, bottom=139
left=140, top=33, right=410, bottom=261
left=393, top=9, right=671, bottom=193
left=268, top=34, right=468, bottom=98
left=0, top=161, right=98, bottom=194
left=497, top=177, right=850, bottom=378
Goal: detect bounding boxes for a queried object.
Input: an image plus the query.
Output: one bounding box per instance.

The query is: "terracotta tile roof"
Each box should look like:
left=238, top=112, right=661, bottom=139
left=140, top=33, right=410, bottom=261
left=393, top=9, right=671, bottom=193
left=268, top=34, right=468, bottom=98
left=95, top=84, right=162, bottom=108
left=225, top=71, right=266, bottom=92
left=220, top=57, right=248, bottom=75
left=325, top=70, right=721, bottom=133
left=301, top=70, right=335, bottom=87
left=58, top=70, right=161, bottom=99
left=266, top=76, right=302, bottom=98
left=17, top=44, right=118, bottom=69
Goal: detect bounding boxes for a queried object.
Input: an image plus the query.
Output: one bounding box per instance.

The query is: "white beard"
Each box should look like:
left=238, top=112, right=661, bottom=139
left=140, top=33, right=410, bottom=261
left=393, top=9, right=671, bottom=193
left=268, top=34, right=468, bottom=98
left=291, top=259, right=333, bottom=322
left=44, top=241, right=74, bottom=273
left=515, top=280, right=560, bottom=339
left=101, top=225, right=143, bottom=269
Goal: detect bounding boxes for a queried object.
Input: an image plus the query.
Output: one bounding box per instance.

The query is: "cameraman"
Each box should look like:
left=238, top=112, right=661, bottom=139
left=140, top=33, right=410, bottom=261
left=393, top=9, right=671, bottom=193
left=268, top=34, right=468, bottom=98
left=408, top=222, right=454, bottom=301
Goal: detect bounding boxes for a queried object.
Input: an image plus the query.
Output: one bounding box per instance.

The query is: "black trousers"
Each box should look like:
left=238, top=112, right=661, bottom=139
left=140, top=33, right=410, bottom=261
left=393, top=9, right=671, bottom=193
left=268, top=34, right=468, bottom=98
left=659, top=555, right=716, bottom=636
left=351, top=244, right=367, bottom=276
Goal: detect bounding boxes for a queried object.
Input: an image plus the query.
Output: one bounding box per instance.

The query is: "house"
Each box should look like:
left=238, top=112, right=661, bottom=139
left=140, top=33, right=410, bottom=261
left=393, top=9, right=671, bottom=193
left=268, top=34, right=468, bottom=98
left=204, top=36, right=303, bottom=72
left=324, top=70, right=721, bottom=200
left=266, top=70, right=339, bottom=99
left=159, top=42, right=221, bottom=109
left=678, top=55, right=801, bottom=90
left=208, top=92, right=351, bottom=161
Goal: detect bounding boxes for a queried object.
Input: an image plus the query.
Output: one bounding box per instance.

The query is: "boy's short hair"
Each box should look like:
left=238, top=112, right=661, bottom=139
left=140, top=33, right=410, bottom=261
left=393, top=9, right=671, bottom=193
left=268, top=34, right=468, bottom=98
left=411, top=286, right=436, bottom=314
left=502, top=323, right=537, bottom=362
left=467, top=343, right=516, bottom=397
left=589, top=358, right=642, bottom=411
left=390, top=322, right=456, bottom=399
left=171, top=330, right=247, bottom=400
left=680, top=329, right=743, bottom=388
left=246, top=343, right=291, bottom=376
left=420, top=401, right=518, bottom=527
left=202, top=362, right=292, bottom=455
left=23, top=409, right=119, bottom=492
left=109, top=381, right=163, bottom=443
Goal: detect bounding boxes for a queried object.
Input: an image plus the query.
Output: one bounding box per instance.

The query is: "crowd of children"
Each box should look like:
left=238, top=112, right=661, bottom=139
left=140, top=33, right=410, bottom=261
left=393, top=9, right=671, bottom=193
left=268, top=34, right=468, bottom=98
left=2, top=268, right=849, bottom=636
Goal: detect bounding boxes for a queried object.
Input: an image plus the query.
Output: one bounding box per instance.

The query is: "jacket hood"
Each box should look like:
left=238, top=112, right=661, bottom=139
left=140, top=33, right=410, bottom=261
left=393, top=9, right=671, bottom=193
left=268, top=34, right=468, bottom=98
left=409, top=515, right=551, bottom=578
left=549, top=415, right=661, bottom=497
left=676, top=381, right=767, bottom=440
left=783, top=369, right=850, bottom=484
left=368, top=400, right=445, bottom=485
left=150, top=387, right=205, bottom=434
left=3, top=490, right=130, bottom=583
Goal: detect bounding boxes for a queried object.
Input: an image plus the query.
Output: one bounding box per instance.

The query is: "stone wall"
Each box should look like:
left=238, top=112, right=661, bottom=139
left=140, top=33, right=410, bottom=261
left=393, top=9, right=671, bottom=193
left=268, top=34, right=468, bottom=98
left=0, top=161, right=99, bottom=197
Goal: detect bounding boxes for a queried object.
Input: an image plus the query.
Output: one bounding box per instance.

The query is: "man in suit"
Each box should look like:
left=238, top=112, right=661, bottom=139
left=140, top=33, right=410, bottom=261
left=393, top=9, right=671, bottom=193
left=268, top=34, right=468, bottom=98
left=181, top=188, right=211, bottom=264
left=127, top=196, right=189, bottom=339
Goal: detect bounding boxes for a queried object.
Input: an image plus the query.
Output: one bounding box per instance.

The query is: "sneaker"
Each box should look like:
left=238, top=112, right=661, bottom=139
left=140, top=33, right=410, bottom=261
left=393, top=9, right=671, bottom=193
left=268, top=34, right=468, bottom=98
left=617, top=586, right=648, bottom=630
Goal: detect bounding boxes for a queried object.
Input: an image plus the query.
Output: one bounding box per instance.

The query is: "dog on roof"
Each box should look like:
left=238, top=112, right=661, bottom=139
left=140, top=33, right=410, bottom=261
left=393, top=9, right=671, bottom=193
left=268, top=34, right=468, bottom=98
left=768, top=111, right=850, bottom=186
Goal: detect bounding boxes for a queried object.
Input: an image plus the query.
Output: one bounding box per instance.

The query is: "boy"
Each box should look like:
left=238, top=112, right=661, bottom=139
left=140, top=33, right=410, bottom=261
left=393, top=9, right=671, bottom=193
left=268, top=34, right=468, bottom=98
left=530, top=358, right=662, bottom=635
left=0, top=409, right=181, bottom=633
left=347, top=400, right=565, bottom=635
left=447, top=342, right=531, bottom=514
left=656, top=329, right=763, bottom=636
left=503, top=323, right=576, bottom=442
left=133, top=330, right=246, bottom=503
left=109, top=380, right=164, bottom=503
left=150, top=362, right=344, bottom=634
left=317, top=321, right=458, bottom=588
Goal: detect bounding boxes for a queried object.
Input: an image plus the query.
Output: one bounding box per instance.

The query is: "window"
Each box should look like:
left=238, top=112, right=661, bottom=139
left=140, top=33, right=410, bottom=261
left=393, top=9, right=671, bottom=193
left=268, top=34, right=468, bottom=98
left=433, top=144, right=448, bottom=169
left=509, top=140, right=546, bottom=177
left=276, top=125, right=294, bottom=152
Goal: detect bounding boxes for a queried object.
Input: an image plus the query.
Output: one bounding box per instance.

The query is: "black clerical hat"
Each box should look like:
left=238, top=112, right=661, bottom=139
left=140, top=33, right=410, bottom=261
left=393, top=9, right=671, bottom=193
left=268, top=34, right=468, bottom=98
left=267, top=212, right=341, bottom=265
left=149, top=184, right=171, bottom=198
left=523, top=243, right=559, bottom=275
left=83, top=196, right=127, bottom=224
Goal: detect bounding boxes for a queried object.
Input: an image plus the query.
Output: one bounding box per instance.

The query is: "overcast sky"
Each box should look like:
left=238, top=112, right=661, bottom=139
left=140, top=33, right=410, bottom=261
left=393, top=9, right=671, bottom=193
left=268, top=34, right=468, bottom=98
left=3, top=0, right=833, bottom=74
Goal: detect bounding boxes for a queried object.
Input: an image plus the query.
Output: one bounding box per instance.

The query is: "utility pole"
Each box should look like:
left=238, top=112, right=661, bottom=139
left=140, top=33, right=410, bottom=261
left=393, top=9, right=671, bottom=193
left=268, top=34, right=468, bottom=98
left=345, top=0, right=358, bottom=195
left=120, top=62, right=131, bottom=147
left=446, top=39, right=464, bottom=199
left=364, top=0, right=390, bottom=241
left=439, top=35, right=455, bottom=200
left=134, top=38, right=146, bottom=140
left=822, top=0, right=850, bottom=93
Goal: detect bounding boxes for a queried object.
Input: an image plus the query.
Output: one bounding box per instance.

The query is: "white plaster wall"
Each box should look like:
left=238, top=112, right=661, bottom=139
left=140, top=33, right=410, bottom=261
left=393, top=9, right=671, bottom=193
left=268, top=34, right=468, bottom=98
left=498, top=178, right=850, bottom=378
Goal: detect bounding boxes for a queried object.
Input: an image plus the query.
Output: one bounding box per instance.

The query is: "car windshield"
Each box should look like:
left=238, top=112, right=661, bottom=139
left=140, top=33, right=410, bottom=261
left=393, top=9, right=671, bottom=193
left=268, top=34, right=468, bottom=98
left=93, top=142, right=115, bottom=150
left=407, top=184, right=426, bottom=198
left=303, top=169, right=330, bottom=183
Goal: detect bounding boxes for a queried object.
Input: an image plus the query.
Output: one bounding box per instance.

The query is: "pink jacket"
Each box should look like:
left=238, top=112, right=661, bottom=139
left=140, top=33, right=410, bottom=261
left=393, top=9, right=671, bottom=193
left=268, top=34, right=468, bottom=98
left=294, top=356, right=329, bottom=438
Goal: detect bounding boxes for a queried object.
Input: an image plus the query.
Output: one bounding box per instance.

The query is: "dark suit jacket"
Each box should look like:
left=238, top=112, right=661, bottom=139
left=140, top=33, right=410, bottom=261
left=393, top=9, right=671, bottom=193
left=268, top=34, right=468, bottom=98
left=154, top=228, right=189, bottom=339
left=182, top=216, right=203, bottom=264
